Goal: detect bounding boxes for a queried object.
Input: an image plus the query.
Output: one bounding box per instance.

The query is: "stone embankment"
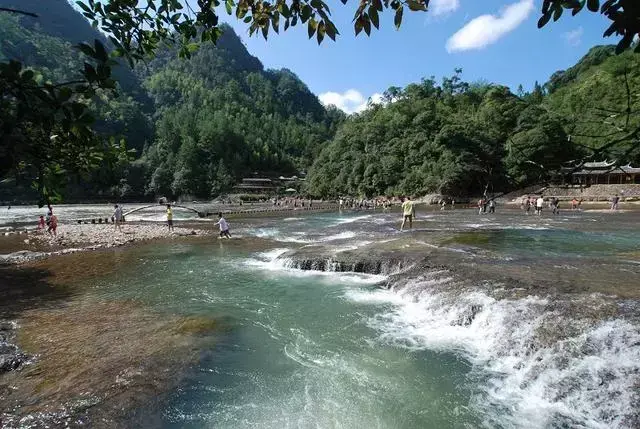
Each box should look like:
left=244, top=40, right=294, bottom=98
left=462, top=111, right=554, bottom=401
left=504, top=184, right=640, bottom=203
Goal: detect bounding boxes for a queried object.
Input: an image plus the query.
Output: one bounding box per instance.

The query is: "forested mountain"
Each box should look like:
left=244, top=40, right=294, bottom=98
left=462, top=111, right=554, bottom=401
left=0, top=0, right=154, bottom=199
left=306, top=47, right=640, bottom=198
left=140, top=27, right=344, bottom=198
left=0, top=0, right=343, bottom=200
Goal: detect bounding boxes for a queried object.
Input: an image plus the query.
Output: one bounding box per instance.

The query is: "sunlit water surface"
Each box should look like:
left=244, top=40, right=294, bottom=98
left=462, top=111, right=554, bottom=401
left=18, top=208, right=640, bottom=428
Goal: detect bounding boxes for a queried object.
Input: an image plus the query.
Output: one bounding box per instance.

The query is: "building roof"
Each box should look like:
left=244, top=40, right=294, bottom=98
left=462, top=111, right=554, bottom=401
left=234, top=184, right=277, bottom=190
left=572, top=165, right=640, bottom=175
left=242, top=178, right=273, bottom=183
left=582, top=160, right=617, bottom=169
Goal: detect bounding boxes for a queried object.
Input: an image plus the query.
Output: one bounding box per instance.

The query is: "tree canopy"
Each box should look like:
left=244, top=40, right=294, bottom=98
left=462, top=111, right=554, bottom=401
left=306, top=47, right=640, bottom=198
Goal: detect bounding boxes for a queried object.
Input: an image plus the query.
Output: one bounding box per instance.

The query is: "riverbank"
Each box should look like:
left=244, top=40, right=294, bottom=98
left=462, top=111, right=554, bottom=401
left=0, top=223, right=206, bottom=264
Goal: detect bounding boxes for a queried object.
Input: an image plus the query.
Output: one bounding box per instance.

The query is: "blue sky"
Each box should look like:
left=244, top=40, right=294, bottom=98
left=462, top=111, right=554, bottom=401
left=219, top=0, right=612, bottom=113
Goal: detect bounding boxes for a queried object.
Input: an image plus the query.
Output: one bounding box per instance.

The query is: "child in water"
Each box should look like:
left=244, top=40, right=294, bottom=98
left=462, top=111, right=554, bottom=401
left=37, top=215, right=46, bottom=231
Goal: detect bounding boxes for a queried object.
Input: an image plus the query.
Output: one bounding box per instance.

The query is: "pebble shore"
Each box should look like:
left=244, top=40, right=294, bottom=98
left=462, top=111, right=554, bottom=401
left=37, top=223, right=200, bottom=246
left=0, top=223, right=204, bottom=264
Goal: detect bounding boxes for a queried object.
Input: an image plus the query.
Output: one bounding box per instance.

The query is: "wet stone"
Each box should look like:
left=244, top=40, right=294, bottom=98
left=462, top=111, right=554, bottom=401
left=0, top=321, right=27, bottom=373
left=453, top=304, right=483, bottom=327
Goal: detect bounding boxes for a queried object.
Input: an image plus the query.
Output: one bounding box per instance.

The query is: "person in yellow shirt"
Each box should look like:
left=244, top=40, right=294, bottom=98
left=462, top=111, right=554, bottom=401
left=166, top=204, right=174, bottom=232
left=400, top=196, right=415, bottom=231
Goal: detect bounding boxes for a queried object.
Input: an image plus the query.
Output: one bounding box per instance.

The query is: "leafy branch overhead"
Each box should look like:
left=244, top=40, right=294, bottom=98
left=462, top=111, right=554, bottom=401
left=538, top=0, right=640, bottom=54
left=77, top=0, right=428, bottom=58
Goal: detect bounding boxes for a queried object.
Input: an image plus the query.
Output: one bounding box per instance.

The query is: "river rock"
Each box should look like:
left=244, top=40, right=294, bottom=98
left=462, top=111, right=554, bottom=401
left=0, top=321, right=27, bottom=373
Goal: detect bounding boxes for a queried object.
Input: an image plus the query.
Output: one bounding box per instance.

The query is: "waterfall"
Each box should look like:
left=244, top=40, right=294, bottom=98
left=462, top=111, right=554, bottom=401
left=347, top=270, right=640, bottom=429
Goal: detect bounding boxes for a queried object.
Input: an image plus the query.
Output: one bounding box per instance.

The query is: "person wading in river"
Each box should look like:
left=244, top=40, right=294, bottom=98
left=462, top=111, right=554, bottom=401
left=166, top=204, right=174, bottom=232
left=611, top=194, right=620, bottom=211
left=536, top=196, right=544, bottom=215
left=48, top=213, right=58, bottom=237
left=216, top=212, right=231, bottom=239
left=400, top=197, right=415, bottom=231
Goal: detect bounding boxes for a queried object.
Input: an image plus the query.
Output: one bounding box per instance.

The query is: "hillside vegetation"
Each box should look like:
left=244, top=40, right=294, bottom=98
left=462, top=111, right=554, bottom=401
left=306, top=48, right=640, bottom=198
left=1, top=0, right=639, bottom=201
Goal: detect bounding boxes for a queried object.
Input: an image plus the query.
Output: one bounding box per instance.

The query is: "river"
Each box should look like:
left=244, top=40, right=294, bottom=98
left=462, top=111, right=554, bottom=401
left=2, top=207, right=640, bottom=428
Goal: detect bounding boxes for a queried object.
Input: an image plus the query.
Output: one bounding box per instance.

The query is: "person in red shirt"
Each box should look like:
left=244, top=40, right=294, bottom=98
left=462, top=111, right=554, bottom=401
left=37, top=215, right=46, bottom=231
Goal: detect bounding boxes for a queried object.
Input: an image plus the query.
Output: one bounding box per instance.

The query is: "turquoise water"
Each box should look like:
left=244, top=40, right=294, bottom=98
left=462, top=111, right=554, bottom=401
left=80, top=209, right=640, bottom=428
left=95, top=244, right=478, bottom=428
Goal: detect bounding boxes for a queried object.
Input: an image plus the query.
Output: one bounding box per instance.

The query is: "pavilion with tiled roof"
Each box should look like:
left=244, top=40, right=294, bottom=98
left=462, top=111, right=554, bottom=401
left=569, top=161, right=640, bottom=185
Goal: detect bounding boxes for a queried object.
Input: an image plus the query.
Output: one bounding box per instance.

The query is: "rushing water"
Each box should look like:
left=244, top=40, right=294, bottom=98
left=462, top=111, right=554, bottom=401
left=5, top=208, right=640, bottom=428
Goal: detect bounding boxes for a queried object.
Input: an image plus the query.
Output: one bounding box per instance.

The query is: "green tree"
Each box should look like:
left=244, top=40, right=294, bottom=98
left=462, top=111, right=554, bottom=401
left=505, top=106, right=577, bottom=185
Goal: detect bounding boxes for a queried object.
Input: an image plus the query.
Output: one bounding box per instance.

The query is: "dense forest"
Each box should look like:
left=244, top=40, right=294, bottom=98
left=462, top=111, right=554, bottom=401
left=139, top=29, right=344, bottom=199
left=306, top=47, right=640, bottom=198
left=1, top=0, right=639, bottom=201
left=0, top=0, right=343, bottom=201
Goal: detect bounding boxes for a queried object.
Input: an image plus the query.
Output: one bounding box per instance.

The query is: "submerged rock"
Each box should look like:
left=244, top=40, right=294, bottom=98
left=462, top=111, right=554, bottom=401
left=0, top=321, right=27, bottom=373
left=452, top=304, right=483, bottom=327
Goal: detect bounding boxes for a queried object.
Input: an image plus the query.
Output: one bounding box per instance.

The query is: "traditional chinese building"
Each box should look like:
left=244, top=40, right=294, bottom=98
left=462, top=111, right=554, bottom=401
left=569, top=161, right=640, bottom=185
left=234, top=178, right=278, bottom=194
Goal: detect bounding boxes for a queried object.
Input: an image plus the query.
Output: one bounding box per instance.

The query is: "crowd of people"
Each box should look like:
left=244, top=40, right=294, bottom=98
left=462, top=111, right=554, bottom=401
left=338, top=197, right=395, bottom=210
left=31, top=191, right=627, bottom=241
left=519, top=196, right=561, bottom=215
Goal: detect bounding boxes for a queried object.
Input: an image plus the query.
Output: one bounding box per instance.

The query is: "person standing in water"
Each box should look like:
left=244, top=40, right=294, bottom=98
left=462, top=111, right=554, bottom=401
left=113, top=204, right=123, bottom=232
left=400, top=196, right=415, bottom=231
left=45, top=206, right=53, bottom=228
left=536, top=196, right=544, bottom=215
left=48, top=212, right=58, bottom=237
left=611, top=194, right=620, bottom=211
left=216, top=212, right=231, bottom=238
left=488, top=199, right=496, bottom=214
left=166, top=204, right=174, bottom=232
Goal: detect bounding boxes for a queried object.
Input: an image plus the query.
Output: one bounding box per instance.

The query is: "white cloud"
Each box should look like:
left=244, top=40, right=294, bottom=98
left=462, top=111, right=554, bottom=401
left=563, top=27, right=584, bottom=47
left=319, top=89, right=383, bottom=114
left=446, top=0, right=534, bottom=53
left=430, top=0, right=460, bottom=17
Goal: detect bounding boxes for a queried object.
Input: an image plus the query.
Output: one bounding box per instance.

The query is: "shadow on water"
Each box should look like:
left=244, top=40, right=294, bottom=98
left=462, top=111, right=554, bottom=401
left=0, top=248, right=222, bottom=429
left=0, top=264, right=73, bottom=319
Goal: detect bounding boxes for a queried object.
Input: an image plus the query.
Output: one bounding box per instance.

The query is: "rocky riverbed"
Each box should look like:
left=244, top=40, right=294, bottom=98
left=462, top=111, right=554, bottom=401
left=0, top=223, right=206, bottom=264
left=0, top=245, right=221, bottom=428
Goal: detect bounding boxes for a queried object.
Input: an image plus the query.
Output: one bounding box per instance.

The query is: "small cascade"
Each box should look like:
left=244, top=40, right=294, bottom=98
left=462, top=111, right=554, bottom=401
left=278, top=256, right=413, bottom=275
left=359, top=272, right=640, bottom=429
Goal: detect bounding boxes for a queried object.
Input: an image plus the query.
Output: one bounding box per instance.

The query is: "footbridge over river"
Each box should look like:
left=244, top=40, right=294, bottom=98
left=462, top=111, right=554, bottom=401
left=123, top=204, right=205, bottom=218
left=73, top=202, right=340, bottom=224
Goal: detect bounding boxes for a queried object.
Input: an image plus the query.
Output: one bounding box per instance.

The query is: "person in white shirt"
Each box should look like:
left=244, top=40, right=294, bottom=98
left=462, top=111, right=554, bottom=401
left=216, top=212, right=231, bottom=239
left=113, top=204, right=123, bottom=232
left=536, top=197, right=544, bottom=215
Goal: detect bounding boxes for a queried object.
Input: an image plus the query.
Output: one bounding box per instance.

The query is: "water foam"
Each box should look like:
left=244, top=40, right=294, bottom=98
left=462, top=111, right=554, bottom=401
left=333, top=215, right=373, bottom=225
left=346, top=277, right=640, bottom=429
left=243, top=249, right=387, bottom=285
left=250, top=228, right=356, bottom=244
